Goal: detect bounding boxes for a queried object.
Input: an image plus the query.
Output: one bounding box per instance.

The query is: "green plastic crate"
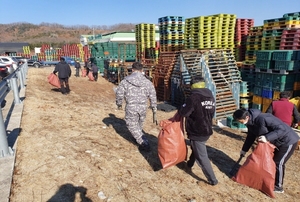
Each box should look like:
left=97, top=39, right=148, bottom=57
left=256, top=50, right=273, bottom=60
left=272, top=81, right=294, bottom=91
left=274, top=61, right=296, bottom=70
left=255, top=60, right=273, bottom=69
left=272, top=50, right=295, bottom=61
left=252, top=103, right=262, bottom=110
left=272, top=74, right=296, bottom=83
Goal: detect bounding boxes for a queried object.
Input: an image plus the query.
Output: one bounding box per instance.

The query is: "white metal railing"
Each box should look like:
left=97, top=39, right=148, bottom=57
left=0, top=63, right=28, bottom=157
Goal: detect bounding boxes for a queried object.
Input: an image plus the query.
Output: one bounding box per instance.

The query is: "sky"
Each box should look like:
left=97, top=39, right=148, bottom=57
left=0, top=0, right=300, bottom=27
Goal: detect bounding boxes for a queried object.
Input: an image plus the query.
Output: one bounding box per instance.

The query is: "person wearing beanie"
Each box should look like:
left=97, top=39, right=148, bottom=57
left=178, top=75, right=218, bottom=186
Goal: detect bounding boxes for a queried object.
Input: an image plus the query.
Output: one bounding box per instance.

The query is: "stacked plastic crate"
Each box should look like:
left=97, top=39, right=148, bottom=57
left=253, top=50, right=300, bottom=112
left=158, top=16, right=185, bottom=52
left=235, top=18, right=254, bottom=62
left=262, top=12, right=300, bottom=51
left=245, top=26, right=263, bottom=65
left=135, top=23, right=156, bottom=62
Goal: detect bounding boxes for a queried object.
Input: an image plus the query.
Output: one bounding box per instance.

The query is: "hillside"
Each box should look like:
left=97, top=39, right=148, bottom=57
left=0, top=22, right=136, bottom=47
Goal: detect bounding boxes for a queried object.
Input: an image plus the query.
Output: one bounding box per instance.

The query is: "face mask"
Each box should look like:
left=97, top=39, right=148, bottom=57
left=242, top=120, right=248, bottom=125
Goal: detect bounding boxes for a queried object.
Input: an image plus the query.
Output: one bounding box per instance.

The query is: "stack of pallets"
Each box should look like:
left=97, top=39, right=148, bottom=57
left=135, top=23, right=156, bottom=62
left=185, top=16, right=219, bottom=49
left=244, top=26, right=264, bottom=66
left=235, top=18, right=254, bottom=61
left=262, top=13, right=300, bottom=50
left=152, top=51, right=180, bottom=101
left=210, top=14, right=236, bottom=52
left=158, top=16, right=185, bottom=52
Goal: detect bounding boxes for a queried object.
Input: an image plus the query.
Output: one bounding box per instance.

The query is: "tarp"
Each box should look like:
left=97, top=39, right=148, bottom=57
left=233, top=142, right=276, bottom=198
left=158, top=113, right=187, bottom=169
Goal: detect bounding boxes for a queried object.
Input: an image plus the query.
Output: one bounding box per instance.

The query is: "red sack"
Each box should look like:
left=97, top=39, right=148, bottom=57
left=88, top=71, right=94, bottom=81
left=81, top=69, right=87, bottom=77
left=158, top=113, right=187, bottom=169
left=47, top=73, right=60, bottom=88
left=233, top=142, right=276, bottom=198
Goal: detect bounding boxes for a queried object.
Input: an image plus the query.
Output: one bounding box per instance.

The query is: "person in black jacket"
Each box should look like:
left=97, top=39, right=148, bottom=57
left=91, top=63, right=98, bottom=81
left=74, top=60, right=81, bottom=77
left=53, top=57, right=72, bottom=95
left=233, top=108, right=299, bottom=193
left=178, top=76, right=218, bottom=186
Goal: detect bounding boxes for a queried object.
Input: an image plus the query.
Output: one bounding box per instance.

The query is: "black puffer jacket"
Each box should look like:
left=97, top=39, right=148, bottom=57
left=53, top=61, right=71, bottom=79
left=178, top=88, right=215, bottom=141
left=242, top=109, right=300, bottom=152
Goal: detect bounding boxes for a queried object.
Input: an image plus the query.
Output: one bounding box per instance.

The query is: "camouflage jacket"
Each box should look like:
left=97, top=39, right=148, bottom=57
left=116, top=71, right=157, bottom=108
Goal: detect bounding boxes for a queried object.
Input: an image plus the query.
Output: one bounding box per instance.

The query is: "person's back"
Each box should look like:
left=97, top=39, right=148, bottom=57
left=271, top=99, right=294, bottom=125
left=183, top=88, right=215, bottom=139
left=266, top=91, right=300, bottom=127
left=120, top=71, right=156, bottom=105
left=55, top=61, right=71, bottom=79
left=115, top=62, right=157, bottom=152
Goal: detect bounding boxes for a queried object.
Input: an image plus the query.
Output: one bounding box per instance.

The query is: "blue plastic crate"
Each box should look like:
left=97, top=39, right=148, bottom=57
left=262, top=88, right=273, bottom=99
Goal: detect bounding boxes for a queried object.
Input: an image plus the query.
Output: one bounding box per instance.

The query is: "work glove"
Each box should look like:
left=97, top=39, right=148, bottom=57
left=117, top=105, right=122, bottom=110
left=152, top=107, right=157, bottom=113
left=258, top=135, right=267, bottom=143
left=240, top=150, right=246, bottom=157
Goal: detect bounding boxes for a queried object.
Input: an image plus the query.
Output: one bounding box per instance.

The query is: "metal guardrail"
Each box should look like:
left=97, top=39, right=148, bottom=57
left=0, top=63, right=28, bottom=157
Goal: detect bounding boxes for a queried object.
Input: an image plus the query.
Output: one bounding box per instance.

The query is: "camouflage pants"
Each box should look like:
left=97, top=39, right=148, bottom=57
left=125, top=104, right=148, bottom=145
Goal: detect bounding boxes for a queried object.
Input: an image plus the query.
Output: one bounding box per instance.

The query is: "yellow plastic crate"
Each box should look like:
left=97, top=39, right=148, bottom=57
left=252, top=95, right=263, bottom=104
left=289, top=97, right=300, bottom=110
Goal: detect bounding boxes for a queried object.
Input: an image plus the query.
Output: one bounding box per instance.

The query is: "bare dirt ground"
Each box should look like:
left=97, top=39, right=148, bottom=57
left=9, top=67, right=300, bottom=202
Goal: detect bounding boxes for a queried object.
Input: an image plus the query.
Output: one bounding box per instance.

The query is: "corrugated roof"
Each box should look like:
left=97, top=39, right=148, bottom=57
left=0, top=42, right=29, bottom=53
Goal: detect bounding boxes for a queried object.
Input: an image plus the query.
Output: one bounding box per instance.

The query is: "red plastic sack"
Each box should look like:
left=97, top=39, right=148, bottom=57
left=88, top=71, right=94, bottom=81
left=158, top=113, right=187, bottom=169
left=47, top=73, right=60, bottom=88
left=233, top=142, right=276, bottom=198
left=81, top=69, right=87, bottom=77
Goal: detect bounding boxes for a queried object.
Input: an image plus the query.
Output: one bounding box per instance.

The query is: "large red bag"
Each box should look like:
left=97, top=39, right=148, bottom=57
left=88, top=71, right=94, bottom=81
left=233, top=142, right=276, bottom=198
left=81, top=69, right=87, bottom=77
left=47, top=73, right=60, bottom=88
left=158, top=113, right=187, bottom=169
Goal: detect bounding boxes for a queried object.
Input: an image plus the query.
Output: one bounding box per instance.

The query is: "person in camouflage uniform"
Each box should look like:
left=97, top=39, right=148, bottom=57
left=115, top=62, right=157, bottom=152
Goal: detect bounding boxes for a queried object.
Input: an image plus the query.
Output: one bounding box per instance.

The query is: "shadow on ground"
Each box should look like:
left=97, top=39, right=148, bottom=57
left=47, top=183, right=92, bottom=202
left=102, top=113, right=162, bottom=171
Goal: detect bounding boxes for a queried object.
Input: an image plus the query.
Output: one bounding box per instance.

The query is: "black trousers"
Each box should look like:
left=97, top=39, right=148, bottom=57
left=59, top=78, right=70, bottom=94
left=75, top=68, right=80, bottom=77
left=188, top=139, right=217, bottom=184
left=93, top=72, right=98, bottom=81
left=273, top=142, right=298, bottom=189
